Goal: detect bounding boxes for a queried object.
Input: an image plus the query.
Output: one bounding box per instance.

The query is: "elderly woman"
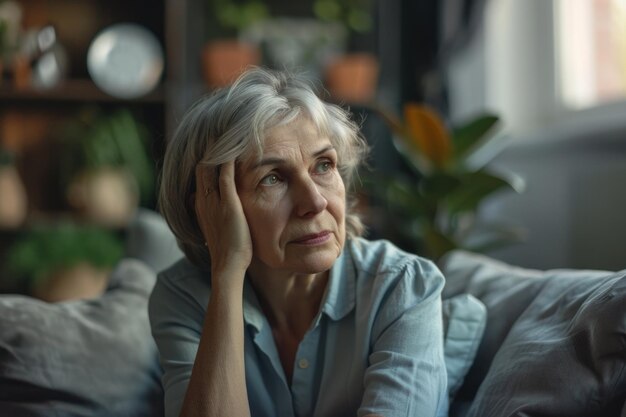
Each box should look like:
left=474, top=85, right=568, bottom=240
left=149, top=67, right=448, bottom=417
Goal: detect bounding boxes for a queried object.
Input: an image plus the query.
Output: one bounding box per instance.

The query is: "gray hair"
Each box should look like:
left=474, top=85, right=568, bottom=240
left=159, top=67, right=369, bottom=268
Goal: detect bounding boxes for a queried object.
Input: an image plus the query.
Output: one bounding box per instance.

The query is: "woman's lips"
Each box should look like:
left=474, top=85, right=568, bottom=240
left=291, top=231, right=332, bottom=245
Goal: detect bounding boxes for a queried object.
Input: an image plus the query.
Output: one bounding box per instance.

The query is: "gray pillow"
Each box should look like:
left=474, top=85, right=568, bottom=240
left=442, top=294, right=487, bottom=400
left=441, top=250, right=626, bottom=417
left=0, top=259, right=163, bottom=417
left=467, top=269, right=626, bottom=416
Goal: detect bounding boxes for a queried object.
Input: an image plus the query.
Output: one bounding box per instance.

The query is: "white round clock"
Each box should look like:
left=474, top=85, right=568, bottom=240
left=87, top=23, right=164, bottom=99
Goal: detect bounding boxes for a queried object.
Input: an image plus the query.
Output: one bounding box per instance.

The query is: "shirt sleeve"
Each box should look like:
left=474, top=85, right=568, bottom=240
left=148, top=272, right=207, bottom=417
left=358, top=258, right=449, bottom=417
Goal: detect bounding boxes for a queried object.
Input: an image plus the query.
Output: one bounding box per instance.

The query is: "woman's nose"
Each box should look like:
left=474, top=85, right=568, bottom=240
left=294, top=177, right=327, bottom=217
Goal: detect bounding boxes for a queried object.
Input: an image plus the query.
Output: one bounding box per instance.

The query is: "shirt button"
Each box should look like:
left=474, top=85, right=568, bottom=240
left=298, top=358, right=309, bottom=369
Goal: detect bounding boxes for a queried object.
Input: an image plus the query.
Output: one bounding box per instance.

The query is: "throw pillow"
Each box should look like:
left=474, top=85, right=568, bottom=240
left=440, top=250, right=612, bottom=402
left=466, top=269, right=626, bottom=417
left=0, top=259, right=164, bottom=417
left=442, top=294, right=487, bottom=400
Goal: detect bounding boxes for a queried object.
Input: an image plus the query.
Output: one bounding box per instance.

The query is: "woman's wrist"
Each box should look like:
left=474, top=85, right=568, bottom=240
left=210, top=264, right=247, bottom=295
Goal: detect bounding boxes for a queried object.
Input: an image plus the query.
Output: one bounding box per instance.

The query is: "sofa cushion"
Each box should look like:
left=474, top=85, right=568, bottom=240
left=441, top=294, right=487, bottom=400
left=0, top=259, right=163, bottom=417
left=440, top=250, right=626, bottom=417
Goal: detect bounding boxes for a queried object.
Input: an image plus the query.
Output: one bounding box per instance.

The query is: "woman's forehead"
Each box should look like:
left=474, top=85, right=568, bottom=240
left=238, top=120, right=333, bottom=169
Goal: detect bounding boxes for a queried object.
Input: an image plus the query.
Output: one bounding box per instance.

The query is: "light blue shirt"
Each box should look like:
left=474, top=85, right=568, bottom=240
left=149, top=238, right=448, bottom=417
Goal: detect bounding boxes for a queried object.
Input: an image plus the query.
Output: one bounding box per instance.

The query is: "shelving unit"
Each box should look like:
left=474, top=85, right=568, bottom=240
left=0, top=0, right=202, bottom=213
left=0, top=0, right=210, bottom=288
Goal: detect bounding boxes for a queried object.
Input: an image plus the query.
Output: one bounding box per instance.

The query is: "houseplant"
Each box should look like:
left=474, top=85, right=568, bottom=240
left=314, top=0, right=379, bottom=103
left=368, top=103, right=525, bottom=260
left=60, top=107, right=155, bottom=227
left=3, top=223, right=123, bottom=301
left=202, top=0, right=268, bottom=88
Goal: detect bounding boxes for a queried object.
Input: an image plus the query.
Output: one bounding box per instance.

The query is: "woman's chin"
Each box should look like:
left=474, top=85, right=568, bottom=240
left=289, top=248, right=341, bottom=274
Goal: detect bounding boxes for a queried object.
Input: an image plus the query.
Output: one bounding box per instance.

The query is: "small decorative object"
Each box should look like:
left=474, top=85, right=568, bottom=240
left=370, top=103, right=525, bottom=260
left=0, top=148, right=27, bottom=229
left=60, top=107, right=155, bottom=227
left=87, top=23, right=164, bottom=99
left=3, top=224, right=123, bottom=302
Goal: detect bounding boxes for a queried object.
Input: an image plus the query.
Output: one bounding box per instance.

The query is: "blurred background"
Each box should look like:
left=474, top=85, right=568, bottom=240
left=0, top=0, right=625, bottom=300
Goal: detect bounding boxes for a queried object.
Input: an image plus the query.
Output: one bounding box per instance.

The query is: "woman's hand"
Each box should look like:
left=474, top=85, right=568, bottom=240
left=195, top=160, right=253, bottom=290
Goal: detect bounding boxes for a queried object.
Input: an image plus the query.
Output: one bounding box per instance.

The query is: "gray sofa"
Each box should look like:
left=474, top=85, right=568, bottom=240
left=0, top=209, right=624, bottom=416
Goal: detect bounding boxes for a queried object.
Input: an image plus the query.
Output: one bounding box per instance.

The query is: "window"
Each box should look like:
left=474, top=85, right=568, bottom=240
left=557, top=0, right=626, bottom=110
left=447, top=0, right=626, bottom=138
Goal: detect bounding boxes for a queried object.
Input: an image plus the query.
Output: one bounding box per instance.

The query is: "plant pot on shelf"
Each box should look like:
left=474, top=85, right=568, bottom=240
left=324, top=52, right=379, bottom=104
left=201, top=40, right=260, bottom=89
left=66, top=167, right=139, bottom=228
left=0, top=163, right=28, bottom=228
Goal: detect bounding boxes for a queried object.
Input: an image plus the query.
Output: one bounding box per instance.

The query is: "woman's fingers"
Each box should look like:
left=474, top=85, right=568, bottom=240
left=218, top=160, right=236, bottom=203
left=194, top=160, right=253, bottom=276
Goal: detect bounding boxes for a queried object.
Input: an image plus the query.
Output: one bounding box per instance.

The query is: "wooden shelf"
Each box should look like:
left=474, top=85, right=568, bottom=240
left=0, top=79, right=165, bottom=104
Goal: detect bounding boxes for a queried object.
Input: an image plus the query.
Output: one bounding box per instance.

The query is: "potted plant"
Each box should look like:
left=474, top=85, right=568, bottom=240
left=314, top=0, right=379, bottom=103
left=60, top=107, right=155, bottom=227
left=3, top=223, right=123, bottom=302
left=0, top=147, right=27, bottom=228
left=202, top=0, right=269, bottom=88
left=368, top=103, right=525, bottom=260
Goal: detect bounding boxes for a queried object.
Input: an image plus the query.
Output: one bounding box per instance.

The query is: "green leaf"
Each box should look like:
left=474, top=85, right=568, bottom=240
left=444, top=170, right=518, bottom=214
left=419, top=172, right=462, bottom=200
left=452, top=114, right=499, bottom=162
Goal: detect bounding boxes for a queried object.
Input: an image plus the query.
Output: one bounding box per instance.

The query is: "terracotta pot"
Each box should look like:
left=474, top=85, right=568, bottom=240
left=201, top=40, right=260, bottom=88
left=33, top=263, right=109, bottom=303
left=324, top=53, right=379, bottom=104
left=0, top=165, right=28, bottom=228
left=67, top=167, right=139, bottom=227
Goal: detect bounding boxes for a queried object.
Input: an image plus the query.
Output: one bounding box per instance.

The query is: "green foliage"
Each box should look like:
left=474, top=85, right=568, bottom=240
left=60, top=107, right=155, bottom=205
left=368, top=105, right=525, bottom=260
left=313, top=0, right=372, bottom=33
left=4, top=223, right=123, bottom=287
left=213, top=0, right=270, bottom=32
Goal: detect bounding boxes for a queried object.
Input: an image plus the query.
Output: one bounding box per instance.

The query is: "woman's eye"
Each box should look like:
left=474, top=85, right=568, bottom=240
left=260, top=174, right=280, bottom=186
left=315, top=160, right=334, bottom=174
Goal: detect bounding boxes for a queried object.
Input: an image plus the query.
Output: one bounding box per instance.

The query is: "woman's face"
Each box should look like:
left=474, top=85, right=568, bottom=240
left=236, top=117, right=346, bottom=276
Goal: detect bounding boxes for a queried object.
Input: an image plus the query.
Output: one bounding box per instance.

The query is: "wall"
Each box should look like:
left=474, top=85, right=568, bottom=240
left=481, top=117, right=626, bottom=271
left=444, top=0, right=626, bottom=270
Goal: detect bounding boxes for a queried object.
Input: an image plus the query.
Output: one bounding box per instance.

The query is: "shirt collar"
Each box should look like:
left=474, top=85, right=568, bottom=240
left=243, top=280, right=265, bottom=333
left=320, top=240, right=356, bottom=321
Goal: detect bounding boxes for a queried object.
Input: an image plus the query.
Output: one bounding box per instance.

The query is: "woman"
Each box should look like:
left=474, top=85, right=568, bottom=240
left=149, top=67, right=448, bottom=417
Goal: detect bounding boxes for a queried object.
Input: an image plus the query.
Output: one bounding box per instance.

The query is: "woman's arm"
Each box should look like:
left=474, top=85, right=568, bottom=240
left=178, top=161, right=253, bottom=417
left=179, top=271, right=248, bottom=417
